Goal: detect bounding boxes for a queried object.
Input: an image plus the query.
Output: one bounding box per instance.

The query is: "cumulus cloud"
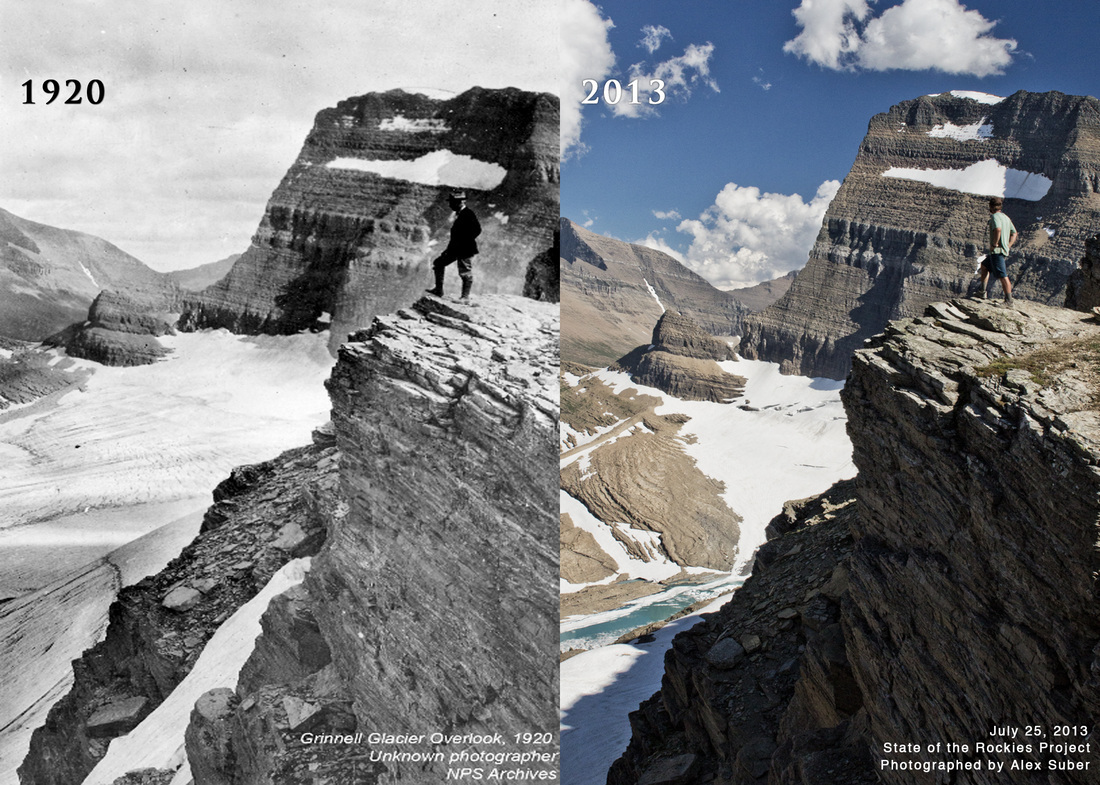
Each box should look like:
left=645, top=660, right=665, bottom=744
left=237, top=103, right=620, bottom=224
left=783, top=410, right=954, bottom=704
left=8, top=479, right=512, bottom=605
left=676, top=180, right=841, bottom=289
left=561, top=0, right=616, bottom=160
left=784, top=0, right=1016, bottom=76
left=640, top=24, right=672, bottom=53
left=653, top=209, right=682, bottom=220
left=638, top=233, right=686, bottom=262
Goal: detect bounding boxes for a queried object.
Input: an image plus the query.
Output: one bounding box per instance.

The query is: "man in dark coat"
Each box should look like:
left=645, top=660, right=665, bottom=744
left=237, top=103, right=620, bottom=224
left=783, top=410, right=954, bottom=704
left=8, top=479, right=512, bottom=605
left=426, top=190, right=481, bottom=300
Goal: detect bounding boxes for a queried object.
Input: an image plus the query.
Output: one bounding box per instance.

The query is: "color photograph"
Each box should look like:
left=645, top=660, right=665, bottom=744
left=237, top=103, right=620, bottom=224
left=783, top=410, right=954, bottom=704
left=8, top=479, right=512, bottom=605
left=560, top=1, right=1100, bottom=782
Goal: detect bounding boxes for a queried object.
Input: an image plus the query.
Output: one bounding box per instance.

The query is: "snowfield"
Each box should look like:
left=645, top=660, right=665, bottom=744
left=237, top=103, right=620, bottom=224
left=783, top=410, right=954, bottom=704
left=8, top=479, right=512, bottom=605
left=560, top=356, right=855, bottom=783
left=0, top=329, right=335, bottom=594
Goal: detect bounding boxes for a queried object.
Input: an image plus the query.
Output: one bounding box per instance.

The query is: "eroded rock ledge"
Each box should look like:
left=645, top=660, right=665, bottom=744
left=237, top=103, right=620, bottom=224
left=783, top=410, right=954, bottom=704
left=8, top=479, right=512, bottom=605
left=610, top=298, right=1100, bottom=784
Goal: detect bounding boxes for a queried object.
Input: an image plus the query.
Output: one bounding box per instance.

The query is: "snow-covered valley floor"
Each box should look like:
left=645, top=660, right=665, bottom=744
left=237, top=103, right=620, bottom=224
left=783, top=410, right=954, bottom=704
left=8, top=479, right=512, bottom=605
left=0, top=330, right=335, bottom=784
left=560, top=358, right=856, bottom=785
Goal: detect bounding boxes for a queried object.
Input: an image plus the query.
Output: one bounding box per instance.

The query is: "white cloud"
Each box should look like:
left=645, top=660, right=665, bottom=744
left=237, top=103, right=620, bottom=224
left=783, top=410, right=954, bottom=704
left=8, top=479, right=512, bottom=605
left=638, top=233, right=686, bottom=262
left=675, top=180, right=841, bottom=289
left=653, top=209, right=681, bottom=221
left=784, top=0, right=1016, bottom=76
left=614, top=42, right=720, bottom=118
left=784, top=0, right=871, bottom=70
left=561, top=0, right=616, bottom=160
left=753, top=76, right=773, bottom=91
left=640, top=24, right=672, bottom=54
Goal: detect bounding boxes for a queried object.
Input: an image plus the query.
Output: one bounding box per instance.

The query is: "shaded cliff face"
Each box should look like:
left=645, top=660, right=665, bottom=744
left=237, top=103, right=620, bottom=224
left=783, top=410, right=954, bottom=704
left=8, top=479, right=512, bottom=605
left=742, top=90, right=1100, bottom=380
left=561, top=219, right=769, bottom=367
left=179, top=87, right=559, bottom=351
left=609, top=298, right=1100, bottom=784
left=0, top=207, right=177, bottom=341
left=317, top=294, right=558, bottom=749
left=611, top=311, right=744, bottom=403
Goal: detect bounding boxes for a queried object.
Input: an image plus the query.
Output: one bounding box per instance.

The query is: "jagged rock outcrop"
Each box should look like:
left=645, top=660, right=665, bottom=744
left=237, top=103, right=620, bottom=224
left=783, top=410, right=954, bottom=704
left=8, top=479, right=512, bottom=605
left=561, top=219, right=790, bottom=367
left=178, top=88, right=559, bottom=352
left=0, top=207, right=177, bottom=341
left=1065, top=233, right=1100, bottom=311
left=180, top=294, right=559, bottom=784
left=17, top=444, right=339, bottom=785
left=742, top=90, right=1100, bottom=379
left=315, top=294, right=558, bottom=758
left=612, top=312, right=744, bottom=403
left=61, top=289, right=181, bottom=366
left=610, top=298, right=1100, bottom=784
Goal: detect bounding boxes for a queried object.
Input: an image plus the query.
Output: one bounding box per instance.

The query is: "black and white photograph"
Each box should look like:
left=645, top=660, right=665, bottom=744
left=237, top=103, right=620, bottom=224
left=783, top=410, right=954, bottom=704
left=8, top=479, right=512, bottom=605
left=0, top=2, right=559, bottom=783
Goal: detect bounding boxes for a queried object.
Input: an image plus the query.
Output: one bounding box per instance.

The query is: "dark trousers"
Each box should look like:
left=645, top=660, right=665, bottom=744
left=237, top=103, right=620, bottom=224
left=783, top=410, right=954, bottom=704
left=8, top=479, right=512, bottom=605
left=433, top=254, right=473, bottom=282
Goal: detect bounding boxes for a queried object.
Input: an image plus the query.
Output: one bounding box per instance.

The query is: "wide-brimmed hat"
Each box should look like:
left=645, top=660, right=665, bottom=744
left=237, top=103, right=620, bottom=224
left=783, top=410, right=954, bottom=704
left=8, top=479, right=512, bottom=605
left=448, top=191, right=467, bottom=201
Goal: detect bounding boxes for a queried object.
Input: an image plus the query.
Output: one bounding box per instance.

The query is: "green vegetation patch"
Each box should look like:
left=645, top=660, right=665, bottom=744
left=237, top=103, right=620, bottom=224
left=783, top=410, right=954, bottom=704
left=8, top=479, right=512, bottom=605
left=975, top=336, right=1100, bottom=393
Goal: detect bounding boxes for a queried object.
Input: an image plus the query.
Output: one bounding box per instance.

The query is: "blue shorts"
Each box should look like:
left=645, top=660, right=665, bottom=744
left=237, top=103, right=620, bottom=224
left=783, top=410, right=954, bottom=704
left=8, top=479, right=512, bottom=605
left=983, top=253, right=1009, bottom=279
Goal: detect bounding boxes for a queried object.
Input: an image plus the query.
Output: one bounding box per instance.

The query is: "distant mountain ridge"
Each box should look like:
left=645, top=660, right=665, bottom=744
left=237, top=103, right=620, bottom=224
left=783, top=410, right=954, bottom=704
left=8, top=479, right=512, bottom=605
left=167, top=254, right=241, bottom=291
left=0, top=208, right=176, bottom=340
left=741, top=89, right=1100, bottom=379
left=560, top=218, right=790, bottom=367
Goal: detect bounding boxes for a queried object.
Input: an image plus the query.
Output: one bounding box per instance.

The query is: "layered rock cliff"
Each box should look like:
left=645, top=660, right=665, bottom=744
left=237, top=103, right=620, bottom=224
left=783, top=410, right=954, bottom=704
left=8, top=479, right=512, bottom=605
left=609, top=297, right=1100, bottom=784
left=561, top=219, right=787, bottom=367
left=62, top=290, right=179, bottom=366
left=611, top=311, right=744, bottom=403
left=742, top=90, right=1100, bottom=379
left=179, top=88, right=559, bottom=352
left=19, top=294, right=559, bottom=784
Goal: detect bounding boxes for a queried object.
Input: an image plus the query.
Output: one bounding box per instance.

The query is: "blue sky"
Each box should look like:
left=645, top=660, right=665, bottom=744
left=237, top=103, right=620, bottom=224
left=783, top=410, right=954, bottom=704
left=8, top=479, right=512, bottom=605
left=561, top=0, right=1099, bottom=289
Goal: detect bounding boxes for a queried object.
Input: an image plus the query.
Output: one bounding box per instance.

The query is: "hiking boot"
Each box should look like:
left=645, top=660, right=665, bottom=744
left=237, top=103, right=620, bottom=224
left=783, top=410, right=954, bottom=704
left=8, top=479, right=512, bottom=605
left=1004, top=293, right=1013, bottom=305
left=460, top=277, right=472, bottom=300
left=426, top=268, right=445, bottom=297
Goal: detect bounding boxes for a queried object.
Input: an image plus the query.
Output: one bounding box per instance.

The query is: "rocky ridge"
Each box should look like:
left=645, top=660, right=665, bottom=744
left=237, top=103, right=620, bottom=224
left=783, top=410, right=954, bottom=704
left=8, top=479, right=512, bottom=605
left=609, top=297, right=1100, bottom=784
left=611, top=311, right=745, bottom=403
left=19, top=293, right=559, bottom=784
left=18, top=442, right=338, bottom=785
left=742, top=90, right=1100, bottom=379
left=178, top=88, right=559, bottom=352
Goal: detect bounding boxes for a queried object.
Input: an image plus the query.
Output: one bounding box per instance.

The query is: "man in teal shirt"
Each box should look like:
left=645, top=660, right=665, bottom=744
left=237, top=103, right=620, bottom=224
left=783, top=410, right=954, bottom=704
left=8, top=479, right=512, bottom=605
left=979, top=196, right=1017, bottom=304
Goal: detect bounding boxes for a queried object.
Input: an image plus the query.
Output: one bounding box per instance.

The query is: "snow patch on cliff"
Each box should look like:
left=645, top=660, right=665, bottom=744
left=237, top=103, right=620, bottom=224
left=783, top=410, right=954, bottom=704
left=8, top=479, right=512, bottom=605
left=327, top=150, right=507, bottom=190
left=82, top=558, right=312, bottom=785
left=882, top=159, right=1052, bottom=201
left=928, top=119, right=993, bottom=140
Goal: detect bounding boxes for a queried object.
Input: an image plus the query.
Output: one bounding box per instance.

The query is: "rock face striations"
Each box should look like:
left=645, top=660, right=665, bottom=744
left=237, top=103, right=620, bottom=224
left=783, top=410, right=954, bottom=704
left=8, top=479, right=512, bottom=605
left=62, top=289, right=179, bottom=366
left=179, top=88, right=559, bottom=352
left=609, top=297, right=1100, bottom=784
left=611, top=311, right=744, bottom=403
left=18, top=294, right=559, bottom=784
left=742, top=90, right=1100, bottom=379
left=561, top=219, right=788, bottom=367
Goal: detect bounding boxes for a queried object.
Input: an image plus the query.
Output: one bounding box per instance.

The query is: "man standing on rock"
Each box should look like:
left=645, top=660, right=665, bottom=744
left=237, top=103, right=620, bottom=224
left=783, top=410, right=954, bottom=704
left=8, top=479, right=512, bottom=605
left=979, top=196, right=1017, bottom=304
left=426, top=190, right=481, bottom=301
